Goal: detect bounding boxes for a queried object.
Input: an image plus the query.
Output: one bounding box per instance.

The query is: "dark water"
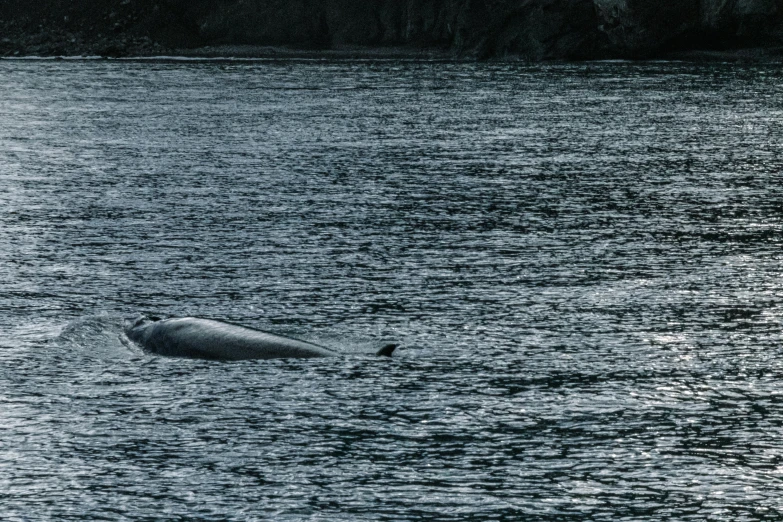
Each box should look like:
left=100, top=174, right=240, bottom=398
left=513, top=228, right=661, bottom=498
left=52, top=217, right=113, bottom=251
left=2, top=58, right=783, bottom=520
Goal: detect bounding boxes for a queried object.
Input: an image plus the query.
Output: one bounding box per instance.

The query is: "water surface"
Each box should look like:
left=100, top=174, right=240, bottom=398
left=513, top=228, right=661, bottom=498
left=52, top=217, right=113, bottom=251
left=1, top=59, right=783, bottom=520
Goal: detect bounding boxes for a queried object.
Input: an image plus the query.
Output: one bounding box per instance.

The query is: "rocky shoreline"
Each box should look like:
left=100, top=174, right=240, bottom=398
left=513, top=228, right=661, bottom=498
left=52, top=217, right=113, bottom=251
left=1, top=0, right=781, bottom=61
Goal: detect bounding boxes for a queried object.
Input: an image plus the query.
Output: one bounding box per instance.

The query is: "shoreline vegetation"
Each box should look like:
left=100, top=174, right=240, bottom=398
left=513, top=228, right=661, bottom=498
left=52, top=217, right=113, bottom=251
left=1, top=0, right=782, bottom=62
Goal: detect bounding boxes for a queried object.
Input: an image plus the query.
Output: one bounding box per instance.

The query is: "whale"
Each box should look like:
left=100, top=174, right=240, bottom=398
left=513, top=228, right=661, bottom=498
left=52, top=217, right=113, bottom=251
left=124, top=315, right=397, bottom=360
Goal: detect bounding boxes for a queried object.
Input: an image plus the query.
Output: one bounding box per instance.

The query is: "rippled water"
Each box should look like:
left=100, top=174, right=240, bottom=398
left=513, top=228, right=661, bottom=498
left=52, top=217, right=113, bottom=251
left=2, top=59, right=783, bottom=520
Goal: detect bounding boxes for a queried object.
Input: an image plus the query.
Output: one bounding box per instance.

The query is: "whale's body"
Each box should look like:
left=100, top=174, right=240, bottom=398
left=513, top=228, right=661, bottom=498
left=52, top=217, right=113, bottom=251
left=124, top=315, right=395, bottom=360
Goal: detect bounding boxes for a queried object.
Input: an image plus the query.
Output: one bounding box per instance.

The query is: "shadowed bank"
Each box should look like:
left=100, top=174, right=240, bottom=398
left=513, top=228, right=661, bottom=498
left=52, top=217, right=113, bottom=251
left=1, top=0, right=782, bottom=60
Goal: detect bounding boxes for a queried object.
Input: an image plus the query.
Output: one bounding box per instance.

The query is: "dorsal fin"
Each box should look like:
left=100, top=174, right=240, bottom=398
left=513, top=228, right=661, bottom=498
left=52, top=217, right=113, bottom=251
left=376, top=344, right=397, bottom=357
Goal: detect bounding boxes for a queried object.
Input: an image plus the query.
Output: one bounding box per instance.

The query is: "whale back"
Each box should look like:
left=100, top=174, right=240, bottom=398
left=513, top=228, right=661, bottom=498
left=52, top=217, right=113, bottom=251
left=126, top=316, right=338, bottom=360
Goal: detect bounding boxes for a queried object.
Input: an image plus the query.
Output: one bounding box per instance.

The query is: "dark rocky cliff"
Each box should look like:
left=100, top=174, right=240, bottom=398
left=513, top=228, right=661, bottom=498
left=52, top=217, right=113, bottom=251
left=594, top=0, right=783, bottom=57
left=1, top=0, right=781, bottom=59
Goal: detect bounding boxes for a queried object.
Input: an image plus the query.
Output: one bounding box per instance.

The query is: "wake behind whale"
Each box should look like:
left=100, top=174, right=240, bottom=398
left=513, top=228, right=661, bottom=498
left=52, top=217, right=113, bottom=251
left=124, top=315, right=397, bottom=361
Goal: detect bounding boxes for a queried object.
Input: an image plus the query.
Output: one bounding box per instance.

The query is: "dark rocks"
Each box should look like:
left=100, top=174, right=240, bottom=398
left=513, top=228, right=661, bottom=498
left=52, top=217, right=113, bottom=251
left=166, top=0, right=609, bottom=59
left=0, top=0, right=781, bottom=60
left=0, top=0, right=190, bottom=57
left=593, top=0, right=783, bottom=57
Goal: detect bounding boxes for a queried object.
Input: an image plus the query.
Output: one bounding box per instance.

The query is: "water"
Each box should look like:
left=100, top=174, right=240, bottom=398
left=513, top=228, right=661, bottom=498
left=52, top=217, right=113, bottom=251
left=1, top=58, right=783, bottom=520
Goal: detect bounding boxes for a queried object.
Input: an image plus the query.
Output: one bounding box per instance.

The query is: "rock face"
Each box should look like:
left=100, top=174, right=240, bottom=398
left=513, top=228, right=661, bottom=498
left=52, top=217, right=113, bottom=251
left=594, top=0, right=700, bottom=55
left=0, top=0, right=781, bottom=59
left=594, top=0, right=782, bottom=57
left=152, top=0, right=611, bottom=60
